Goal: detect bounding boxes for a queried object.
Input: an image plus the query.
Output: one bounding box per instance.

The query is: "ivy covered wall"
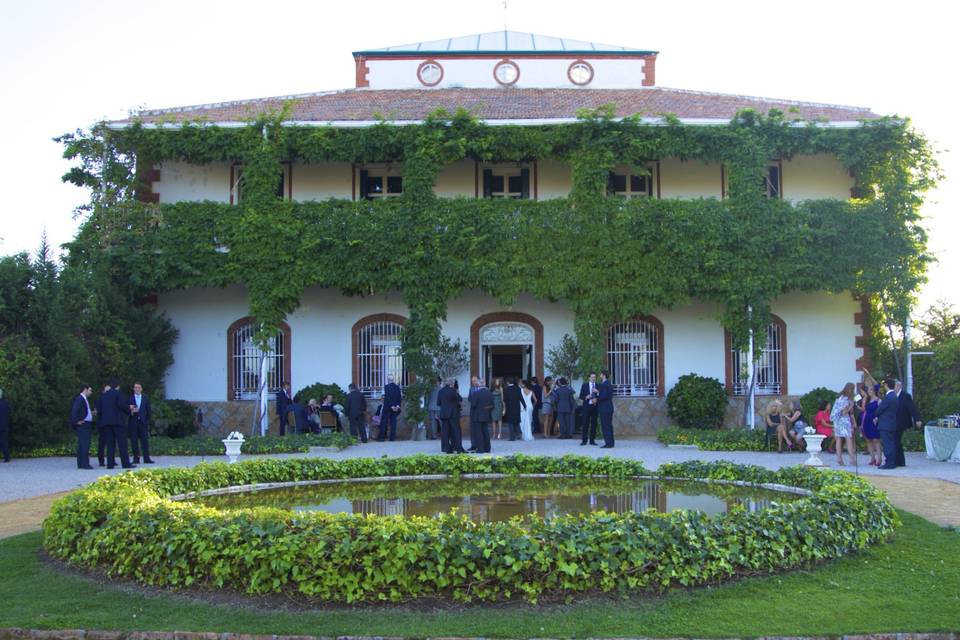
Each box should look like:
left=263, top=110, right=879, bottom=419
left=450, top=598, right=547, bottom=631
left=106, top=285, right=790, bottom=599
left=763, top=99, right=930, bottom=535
left=58, top=106, right=938, bottom=417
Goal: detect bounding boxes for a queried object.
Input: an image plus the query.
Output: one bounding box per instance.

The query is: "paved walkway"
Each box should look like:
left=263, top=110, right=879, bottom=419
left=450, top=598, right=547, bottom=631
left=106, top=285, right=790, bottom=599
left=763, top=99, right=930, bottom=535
left=2, top=437, right=958, bottom=534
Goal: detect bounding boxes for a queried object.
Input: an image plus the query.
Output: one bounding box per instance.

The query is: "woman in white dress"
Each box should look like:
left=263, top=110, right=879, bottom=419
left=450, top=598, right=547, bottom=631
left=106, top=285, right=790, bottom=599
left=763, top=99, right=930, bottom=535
left=519, top=380, right=536, bottom=441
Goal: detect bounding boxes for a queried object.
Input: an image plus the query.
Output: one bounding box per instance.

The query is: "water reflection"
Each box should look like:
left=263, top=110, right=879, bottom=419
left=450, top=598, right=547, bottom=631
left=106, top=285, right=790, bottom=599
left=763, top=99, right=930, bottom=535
left=196, top=477, right=793, bottom=523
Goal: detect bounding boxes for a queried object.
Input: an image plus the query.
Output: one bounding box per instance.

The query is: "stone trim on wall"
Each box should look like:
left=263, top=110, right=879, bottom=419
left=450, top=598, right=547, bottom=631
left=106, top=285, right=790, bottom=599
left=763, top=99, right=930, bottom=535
left=470, top=311, right=544, bottom=381
left=225, top=317, right=292, bottom=402
left=854, top=296, right=873, bottom=373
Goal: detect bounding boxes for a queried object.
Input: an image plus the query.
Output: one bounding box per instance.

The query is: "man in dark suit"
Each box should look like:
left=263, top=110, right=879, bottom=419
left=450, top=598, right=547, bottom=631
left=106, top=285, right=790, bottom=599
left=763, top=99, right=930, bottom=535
left=552, top=377, right=576, bottom=439
left=438, top=378, right=465, bottom=453
left=467, top=376, right=482, bottom=451
left=70, top=384, right=95, bottom=469
left=291, top=395, right=311, bottom=434
left=100, top=378, right=134, bottom=469
left=127, top=382, right=154, bottom=464
left=597, top=370, right=615, bottom=448
left=876, top=378, right=900, bottom=469
left=276, top=382, right=293, bottom=436
left=378, top=375, right=403, bottom=441
left=502, top=377, right=525, bottom=441
left=530, top=376, right=543, bottom=434
left=894, top=379, right=922, bottom=467
left=94, top=384, right=113, bottom=467
left=469, top=379, right=493, bottom=453
left=345, top=383, right=368, bottom=443
left=0, top=388, right=12, bottom=463
left=579, top=372, right=599, bottom=445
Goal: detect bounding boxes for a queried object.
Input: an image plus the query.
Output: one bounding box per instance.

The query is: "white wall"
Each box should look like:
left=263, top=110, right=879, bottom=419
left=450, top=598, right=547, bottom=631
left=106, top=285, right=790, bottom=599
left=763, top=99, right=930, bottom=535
left=782, top=154, right=853, bottom=202
left=159, top=286, right=249, bottom=401
left=292, top=161, right=353, bottom=200
left=772, top=291, right=861, bottom=394
left=434, top=160, right=475, bottom=197
left=156, top=161, right=230, bottom=203
left=658, top=158, right=722, bottom=198
left=365, top=57, right=649, bottom=90
left=159, top=287, right=861, bottom=402
left=536, top=159, right=571, bottom=200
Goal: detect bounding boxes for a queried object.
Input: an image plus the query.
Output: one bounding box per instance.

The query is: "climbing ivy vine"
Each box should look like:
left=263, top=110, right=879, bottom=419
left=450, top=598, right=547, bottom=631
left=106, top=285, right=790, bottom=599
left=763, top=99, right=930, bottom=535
left=58, top=106, right=938, bottom=418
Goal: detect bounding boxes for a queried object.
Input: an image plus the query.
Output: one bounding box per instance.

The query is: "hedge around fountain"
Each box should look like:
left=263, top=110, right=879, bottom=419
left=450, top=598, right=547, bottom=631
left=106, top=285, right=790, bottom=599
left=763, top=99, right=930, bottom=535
left=42, top=455, right=899, bottom=603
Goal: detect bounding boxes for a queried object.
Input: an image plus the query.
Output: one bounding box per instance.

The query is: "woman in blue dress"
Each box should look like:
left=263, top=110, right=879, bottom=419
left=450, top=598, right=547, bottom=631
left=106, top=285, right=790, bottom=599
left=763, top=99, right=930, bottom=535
left=860, top=383, right=882, bottom=466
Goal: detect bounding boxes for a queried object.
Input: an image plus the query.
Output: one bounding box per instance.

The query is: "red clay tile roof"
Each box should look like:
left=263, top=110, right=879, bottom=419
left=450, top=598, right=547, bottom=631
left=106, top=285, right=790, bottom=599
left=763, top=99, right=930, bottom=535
left=121, top=87, right=878, bottom=125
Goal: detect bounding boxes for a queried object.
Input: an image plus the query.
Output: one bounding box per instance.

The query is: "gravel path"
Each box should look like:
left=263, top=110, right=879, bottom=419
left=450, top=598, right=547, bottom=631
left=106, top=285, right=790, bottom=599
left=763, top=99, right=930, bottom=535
left=2, top=436, right=958, bottom=503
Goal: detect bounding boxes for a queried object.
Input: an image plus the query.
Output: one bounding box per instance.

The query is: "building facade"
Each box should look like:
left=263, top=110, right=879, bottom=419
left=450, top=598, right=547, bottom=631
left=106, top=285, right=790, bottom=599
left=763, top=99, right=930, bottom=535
left=119, top=31, right=880, bottom=435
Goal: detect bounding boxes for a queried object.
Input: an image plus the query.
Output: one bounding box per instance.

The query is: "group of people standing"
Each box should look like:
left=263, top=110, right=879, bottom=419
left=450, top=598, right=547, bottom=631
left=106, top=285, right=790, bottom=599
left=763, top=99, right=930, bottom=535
left=69, top=379, right=153, bottom=470
left=425, top=371, right=616, bottom=454
left=766, top=377, right=921, bottom=468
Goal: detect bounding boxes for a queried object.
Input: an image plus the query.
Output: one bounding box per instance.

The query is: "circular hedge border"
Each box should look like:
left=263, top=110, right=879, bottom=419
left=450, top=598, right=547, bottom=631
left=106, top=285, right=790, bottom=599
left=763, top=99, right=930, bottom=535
left=42, top=455, right=899, bottom=603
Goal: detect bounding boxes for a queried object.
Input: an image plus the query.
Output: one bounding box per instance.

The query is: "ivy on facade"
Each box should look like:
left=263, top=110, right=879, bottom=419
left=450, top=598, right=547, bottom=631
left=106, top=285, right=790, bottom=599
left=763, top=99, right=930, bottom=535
left=58, top=106, right=938, bottom=418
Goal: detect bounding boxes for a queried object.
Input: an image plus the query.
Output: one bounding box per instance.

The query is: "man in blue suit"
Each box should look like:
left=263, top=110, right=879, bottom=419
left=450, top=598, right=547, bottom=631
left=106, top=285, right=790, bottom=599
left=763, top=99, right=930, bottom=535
left=69, top=384, right=95, bottom=469
left=127, top=382, right=154, bottom=464
left=875, top=377, right=900, bottom=469
left=379, top=375, right=403, bottom=442
left=0, top=388, right=12, bottom=463
left=100, top=378, right=134, bottom=469
left=597, top=370, right=616, bottom=448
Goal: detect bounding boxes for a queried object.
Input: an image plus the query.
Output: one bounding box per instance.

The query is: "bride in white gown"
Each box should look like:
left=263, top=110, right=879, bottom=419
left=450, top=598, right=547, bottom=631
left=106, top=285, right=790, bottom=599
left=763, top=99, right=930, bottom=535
left=519, top=380, right=536, bottom=441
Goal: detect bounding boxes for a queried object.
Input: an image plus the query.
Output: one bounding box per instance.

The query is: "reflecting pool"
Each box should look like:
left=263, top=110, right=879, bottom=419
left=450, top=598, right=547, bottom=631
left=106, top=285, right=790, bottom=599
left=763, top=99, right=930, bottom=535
left=192, top=476, right=798, bottom=522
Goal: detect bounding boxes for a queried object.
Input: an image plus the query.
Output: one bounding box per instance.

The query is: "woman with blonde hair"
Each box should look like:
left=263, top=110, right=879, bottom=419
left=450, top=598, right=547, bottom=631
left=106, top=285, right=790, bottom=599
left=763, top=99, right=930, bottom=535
left=830, top=382, right=857, bottom=465
left=764, top=400, right=786, bottom=452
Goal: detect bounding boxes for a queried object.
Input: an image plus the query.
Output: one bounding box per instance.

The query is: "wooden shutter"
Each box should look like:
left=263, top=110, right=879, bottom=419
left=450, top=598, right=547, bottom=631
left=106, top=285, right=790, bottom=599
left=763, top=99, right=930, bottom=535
left=358, top=169, right=369, bottom=200
left=482, top=169, right=493, bottom=198
left=520, top=167, right=530, bottom=200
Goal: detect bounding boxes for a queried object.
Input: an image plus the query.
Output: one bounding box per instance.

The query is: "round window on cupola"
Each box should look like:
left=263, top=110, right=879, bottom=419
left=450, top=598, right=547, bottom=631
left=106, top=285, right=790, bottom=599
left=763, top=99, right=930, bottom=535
left=568, top=60, right=594, bottom=86
left=417, top=60, right=444, bottom=86
left=493, top=59, right=520, bottom=86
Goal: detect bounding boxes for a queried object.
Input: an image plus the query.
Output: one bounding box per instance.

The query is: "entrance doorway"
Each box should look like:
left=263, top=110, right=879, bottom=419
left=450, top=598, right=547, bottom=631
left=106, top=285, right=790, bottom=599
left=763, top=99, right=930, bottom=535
left=478, top=322, right=535, bottom=385
left=484, top=345, right=533, bottom=385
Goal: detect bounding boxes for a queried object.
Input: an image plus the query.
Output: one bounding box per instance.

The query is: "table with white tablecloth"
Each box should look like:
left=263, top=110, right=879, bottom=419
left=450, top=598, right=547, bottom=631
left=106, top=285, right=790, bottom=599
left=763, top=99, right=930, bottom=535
left=924, top=426, right=960, bottom=462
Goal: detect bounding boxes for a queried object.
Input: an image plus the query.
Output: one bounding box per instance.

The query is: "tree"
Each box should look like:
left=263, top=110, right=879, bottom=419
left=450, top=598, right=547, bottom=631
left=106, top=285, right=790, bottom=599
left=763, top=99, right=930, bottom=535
left=546, top=334, right=584, bottom=382
left=428, top=335, right=469, bottom=381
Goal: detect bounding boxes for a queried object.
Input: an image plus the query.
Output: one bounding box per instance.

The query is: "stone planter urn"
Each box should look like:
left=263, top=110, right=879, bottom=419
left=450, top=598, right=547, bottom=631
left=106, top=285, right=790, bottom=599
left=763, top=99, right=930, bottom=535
left=222, top=431, right=245, bottom=464
left=800, top=433, right=827, bottom=467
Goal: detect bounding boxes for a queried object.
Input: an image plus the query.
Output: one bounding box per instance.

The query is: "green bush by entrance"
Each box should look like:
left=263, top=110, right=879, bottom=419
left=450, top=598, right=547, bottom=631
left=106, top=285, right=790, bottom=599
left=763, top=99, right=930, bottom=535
left=43, top=455, right=898, bottom=604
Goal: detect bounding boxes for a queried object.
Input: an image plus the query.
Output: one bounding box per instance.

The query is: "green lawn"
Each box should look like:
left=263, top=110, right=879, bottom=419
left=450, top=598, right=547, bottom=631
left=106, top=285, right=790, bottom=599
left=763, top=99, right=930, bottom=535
left=2, top=511, right=958, bottom=638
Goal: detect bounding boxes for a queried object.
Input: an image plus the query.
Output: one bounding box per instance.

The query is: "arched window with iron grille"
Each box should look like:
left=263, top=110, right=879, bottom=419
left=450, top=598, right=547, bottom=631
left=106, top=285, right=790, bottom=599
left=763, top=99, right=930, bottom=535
left=352, top=314, right=407, bottom=397
left=725, top=315, right=788, bottom=396
left=226, top=318, right=291, bottom=401
left=606, top=316, right=664, bottom=397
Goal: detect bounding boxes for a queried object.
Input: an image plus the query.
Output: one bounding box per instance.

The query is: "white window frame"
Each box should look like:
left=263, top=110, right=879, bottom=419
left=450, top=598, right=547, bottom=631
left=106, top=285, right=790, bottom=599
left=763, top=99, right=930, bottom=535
left=486, top=165, right=526, bottom=199
left=361, top=166, right=404, bottom=200
left=610, top=164, right=655, bottom=199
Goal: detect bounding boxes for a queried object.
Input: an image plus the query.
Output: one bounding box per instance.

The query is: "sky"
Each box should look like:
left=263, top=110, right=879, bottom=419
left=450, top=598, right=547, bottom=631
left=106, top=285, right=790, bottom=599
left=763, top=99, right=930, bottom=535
left=0, top=0, right=955, bottom=315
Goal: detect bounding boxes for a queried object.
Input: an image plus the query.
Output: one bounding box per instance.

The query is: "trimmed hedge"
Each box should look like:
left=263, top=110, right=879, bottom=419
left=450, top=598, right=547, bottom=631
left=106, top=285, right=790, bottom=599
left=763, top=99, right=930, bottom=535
left=43, top=455, right=898, bottom=604
left=12, top=432, right=355, bottom=459
left=666, top=374, right=728, bottom=429
left=657, top=425, right=926, bottom=452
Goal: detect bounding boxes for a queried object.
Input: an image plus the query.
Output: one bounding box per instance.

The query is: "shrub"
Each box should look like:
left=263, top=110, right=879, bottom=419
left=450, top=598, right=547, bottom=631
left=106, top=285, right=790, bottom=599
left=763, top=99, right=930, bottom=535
left=658, top=426, right=925, bottom=453
left=12, top=432, right=355, bottom=459
left=800, top=386, right=838, bottom=421
left=151, top=399, right=198, bottom=438
left=295, top=382, right=346, bottom=406
left=929, top=393, right=960, bottom=420
left=666, top=374, right=727, bottom=429
left=43, top=456, right=898, bottom=604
